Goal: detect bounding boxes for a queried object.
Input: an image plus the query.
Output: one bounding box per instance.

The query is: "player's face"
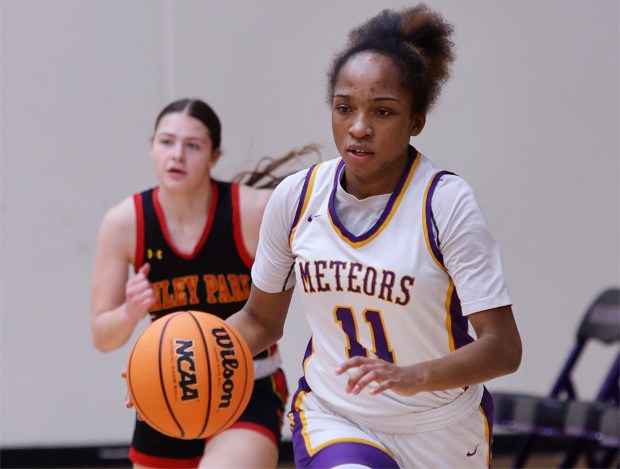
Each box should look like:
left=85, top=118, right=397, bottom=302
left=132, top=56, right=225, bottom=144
left=150, top=112, right=221, bottom=191
left=332, top=52, right=424, bottom=198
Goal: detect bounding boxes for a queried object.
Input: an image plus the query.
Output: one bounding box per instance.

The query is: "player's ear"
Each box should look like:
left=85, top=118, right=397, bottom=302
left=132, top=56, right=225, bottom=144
left=210, top=148, right=222, bottom=168
left=410, top=114, right=426, bottom=137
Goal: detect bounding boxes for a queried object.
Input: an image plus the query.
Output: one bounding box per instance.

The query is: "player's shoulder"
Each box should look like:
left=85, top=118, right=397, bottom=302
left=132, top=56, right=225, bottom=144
left=414, top=153, right=478, bottom=212
left=94, top=195, right=137, bottom=258
left=238, top=184, right=273, bottom=212
left=434, top=171, right=475, bottom=199
left=100, top=195, right=136, bottom=233
left=275, top=158, right=340, bottom=194
left=269, top=164, right=317, bottom=200
left=237, top=184, right=274, bottom=238
left=416, top=154, right=472, bottom=195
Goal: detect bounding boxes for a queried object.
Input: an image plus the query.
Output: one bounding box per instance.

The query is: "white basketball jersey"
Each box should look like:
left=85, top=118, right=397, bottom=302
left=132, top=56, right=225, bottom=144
left=287, top=150, right=481, bottom=429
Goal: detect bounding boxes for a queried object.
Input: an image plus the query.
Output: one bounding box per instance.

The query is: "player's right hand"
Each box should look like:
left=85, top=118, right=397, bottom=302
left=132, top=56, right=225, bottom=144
left=122, top=370, right=134, bottom=409
left=125, top=263, right=156, bottom=323
left=122, top=370, right=143, bottom=420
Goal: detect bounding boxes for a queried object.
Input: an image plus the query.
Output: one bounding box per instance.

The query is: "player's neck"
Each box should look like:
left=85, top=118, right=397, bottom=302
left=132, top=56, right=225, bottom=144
left=157, top=183, right=212, bottom=225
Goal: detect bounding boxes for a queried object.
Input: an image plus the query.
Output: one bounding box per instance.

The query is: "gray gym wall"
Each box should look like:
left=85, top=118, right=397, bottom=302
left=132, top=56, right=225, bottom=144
left=1, top=0, right=618, bottom=448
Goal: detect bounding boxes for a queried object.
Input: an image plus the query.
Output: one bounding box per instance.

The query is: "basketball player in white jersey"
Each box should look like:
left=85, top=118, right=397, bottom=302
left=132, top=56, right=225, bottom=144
left=227, top=5, right=522, bottom=468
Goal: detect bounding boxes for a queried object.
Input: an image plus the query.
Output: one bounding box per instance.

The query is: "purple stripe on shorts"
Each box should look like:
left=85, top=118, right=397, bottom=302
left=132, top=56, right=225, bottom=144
left=289, top=375, right=312, bottom=414
left=294, top=438, right=399, bottom=469
left=289, top=373, right=398, bottom=468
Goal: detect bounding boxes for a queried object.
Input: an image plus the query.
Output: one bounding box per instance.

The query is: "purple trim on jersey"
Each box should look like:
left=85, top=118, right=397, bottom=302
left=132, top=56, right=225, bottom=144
left=292, top=436, right=399, bottom=469
left=424, top=170, right=455, bottom=267
left=424, top=171, right=474, bottom=352
left=289, top=339, right=314, bottom=415
left=328, top=147, right=418, bottom=243
left=302, top=336, right=313, bottom=362
left=449, top=287, right=475, bottom=350
left=482, top=386, right=494, bottom=439
left=288, top=164, right=320, bottom=241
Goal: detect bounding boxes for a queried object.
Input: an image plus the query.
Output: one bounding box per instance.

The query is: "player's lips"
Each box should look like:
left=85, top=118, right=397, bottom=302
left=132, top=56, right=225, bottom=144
left=167, top=167, right=185, bottom=175
left=347, top=145, right=374, bottom=157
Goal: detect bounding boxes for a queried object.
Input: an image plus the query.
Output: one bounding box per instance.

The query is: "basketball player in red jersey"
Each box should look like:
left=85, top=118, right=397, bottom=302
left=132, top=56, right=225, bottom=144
left=90, top=98, right=315, bottom=468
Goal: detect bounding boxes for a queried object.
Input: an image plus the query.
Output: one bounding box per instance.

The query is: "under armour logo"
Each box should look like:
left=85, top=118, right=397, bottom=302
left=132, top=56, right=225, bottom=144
left=147, top=249, right=163, bottom=260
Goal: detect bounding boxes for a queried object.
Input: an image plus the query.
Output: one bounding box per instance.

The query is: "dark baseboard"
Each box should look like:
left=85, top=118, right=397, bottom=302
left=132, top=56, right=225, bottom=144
left=0, top=445, right=131, bottom=468
left=0, top=435, right=570, bottom=468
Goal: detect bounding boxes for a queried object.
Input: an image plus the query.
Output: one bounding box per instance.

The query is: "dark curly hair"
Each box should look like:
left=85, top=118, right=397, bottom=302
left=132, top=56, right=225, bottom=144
left=327, top=4, right=455, bottom=115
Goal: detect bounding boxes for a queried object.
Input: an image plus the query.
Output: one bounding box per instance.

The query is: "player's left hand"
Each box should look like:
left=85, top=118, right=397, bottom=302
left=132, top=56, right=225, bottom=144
left=335, top=356, right=424, bottom=396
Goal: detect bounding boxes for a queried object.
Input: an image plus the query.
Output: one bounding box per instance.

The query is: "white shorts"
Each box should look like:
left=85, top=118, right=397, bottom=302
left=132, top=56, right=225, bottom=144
left=289, top=381, right=493, bottom=468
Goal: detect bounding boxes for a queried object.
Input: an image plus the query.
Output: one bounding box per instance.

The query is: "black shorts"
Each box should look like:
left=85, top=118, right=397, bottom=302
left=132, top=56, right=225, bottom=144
left=129, top=369, right=288, bottom=468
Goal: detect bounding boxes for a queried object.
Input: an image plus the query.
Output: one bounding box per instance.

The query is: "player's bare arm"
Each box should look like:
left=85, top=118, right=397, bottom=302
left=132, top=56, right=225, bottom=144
left=227, top=286, right=293, bottom=357
left=91, top=197, right=155, bottom=352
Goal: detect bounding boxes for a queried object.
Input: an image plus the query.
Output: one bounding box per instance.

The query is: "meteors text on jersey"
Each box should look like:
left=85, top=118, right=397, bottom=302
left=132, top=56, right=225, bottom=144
left=298, top=260, right=415, bottom=305
left=149, top=274, right=251, bottom=312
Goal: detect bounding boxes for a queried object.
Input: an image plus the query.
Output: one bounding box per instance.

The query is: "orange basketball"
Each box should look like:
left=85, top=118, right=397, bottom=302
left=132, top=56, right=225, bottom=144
left=126, top=311, right=254, bottom=440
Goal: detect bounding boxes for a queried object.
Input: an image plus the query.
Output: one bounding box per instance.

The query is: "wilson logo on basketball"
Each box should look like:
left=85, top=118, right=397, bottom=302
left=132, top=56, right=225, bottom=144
left=211, top=327, right=239, bottom=409
left=174, top=339, right=199, bottom=401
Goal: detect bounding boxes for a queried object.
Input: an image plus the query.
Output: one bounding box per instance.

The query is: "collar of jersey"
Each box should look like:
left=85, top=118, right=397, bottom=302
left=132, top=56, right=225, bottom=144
left=327, top=147, right=420, bottom=248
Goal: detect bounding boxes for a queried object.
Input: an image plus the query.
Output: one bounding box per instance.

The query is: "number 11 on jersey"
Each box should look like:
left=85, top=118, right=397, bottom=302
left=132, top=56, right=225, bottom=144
left=334, top=307, right=395, bottom=363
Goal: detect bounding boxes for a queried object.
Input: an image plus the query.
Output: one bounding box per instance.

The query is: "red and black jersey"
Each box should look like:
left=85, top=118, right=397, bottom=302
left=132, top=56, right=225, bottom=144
left=129, top=182, right=285, bottom=463
left=133, top=181, right=253, bottom=323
